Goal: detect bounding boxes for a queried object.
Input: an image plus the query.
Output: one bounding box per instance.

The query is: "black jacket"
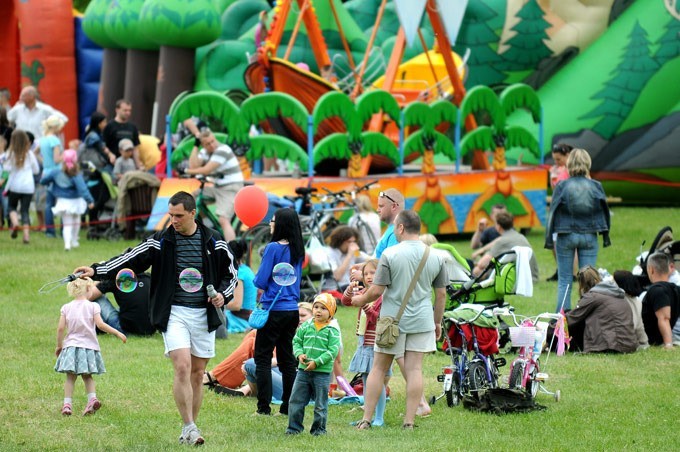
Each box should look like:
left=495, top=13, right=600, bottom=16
left=92, top=221, right=237, bottom=332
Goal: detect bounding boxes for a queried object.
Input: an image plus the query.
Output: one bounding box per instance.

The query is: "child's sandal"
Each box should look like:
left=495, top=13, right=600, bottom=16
left=355, top=419, right=371, bottom=430
left=402, top=423, right=415, bottom=430
left=61, top=403, right=72, bottom=416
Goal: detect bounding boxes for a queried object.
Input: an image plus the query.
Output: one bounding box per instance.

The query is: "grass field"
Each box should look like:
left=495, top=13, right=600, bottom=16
left=1, top=207, right=680, bottom=451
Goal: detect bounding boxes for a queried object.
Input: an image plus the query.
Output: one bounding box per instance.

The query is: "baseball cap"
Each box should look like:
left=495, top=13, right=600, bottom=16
left=118, top=138, right=134, bottom=151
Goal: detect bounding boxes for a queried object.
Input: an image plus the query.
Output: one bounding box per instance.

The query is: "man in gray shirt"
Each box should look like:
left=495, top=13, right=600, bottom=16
left=473, top=212, right=539, bottom=282
left=352, top=210, right=447, bottom=429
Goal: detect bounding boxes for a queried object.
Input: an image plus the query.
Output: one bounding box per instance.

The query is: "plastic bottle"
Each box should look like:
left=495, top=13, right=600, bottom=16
left=533, top=329, right=543, bottom=356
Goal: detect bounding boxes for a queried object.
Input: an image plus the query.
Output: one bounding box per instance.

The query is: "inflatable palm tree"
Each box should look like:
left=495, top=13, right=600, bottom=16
left=83, top=0, right=126, bottom=118
left=139, top=0, right=221, bottom=135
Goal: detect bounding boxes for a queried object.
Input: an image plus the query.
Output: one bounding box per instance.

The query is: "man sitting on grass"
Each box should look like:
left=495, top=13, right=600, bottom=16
left=642, top=252, right=680, bottom=349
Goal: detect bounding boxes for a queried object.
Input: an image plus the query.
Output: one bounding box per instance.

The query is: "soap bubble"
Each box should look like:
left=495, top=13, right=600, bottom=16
left=272, top=262, right=296, bottom=286
left=115, top=269, right=137, bottom=293
left=179, top=268, right=203, bottom=293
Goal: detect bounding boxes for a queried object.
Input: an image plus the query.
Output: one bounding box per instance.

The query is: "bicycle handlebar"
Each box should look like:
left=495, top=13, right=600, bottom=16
left=493, top=307, right=562, bottom=326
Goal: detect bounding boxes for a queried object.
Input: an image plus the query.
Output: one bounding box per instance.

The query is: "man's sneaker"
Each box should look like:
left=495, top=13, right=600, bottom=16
left=82, top=397, right=101, bottom=416
left=184, top=427, right=204, bottom=446
left=61, top=403, right=72, bottom=416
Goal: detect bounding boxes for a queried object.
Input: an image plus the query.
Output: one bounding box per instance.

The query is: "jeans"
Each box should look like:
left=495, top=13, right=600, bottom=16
left=286, top=370, right=331, bottom=435
left=94, top=295, right=122, bottom=332
left=244, top=358, right=283, bottom=401
left=45, top=190, right=56, bottom=235
left=254, top=310, right=299, bottom=415
left=556, top=232, right=598, bottom=311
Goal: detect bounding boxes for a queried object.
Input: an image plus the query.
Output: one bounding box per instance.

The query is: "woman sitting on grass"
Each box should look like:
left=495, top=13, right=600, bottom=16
left=566, top=266, right=637, bottom=353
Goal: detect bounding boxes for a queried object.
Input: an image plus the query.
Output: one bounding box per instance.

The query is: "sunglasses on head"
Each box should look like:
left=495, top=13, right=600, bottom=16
left=379, top=191, right=397, bottom=204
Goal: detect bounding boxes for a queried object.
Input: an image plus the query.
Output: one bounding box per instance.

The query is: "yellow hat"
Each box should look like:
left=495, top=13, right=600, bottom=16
left=313, top=293, right=337, bottom=318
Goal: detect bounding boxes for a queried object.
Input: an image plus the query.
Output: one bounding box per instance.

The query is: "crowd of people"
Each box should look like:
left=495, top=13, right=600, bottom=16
left=0, top=87, right=156, bottom=248
left=3, top=93, right=670, bottom=446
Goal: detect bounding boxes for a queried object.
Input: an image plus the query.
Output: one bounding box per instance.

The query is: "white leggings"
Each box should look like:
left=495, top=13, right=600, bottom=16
left=62, top=213, right=81, bottom=249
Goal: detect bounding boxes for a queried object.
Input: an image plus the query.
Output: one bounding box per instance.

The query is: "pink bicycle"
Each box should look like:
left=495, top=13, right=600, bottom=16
left=493, top=307, right=562, bottom=402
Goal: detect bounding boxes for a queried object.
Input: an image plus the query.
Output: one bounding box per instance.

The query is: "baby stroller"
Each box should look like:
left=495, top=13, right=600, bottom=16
left=633, top=226, right=680, bottom=287
left=80, top=162, right=121, bottom=241
left=432, top=243, right=532, bottom=311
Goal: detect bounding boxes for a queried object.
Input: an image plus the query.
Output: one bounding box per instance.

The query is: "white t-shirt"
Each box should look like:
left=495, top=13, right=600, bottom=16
left=4, top=151, right=40, bottom=194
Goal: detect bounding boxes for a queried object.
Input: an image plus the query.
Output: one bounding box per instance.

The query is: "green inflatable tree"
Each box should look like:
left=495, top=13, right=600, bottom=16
left=83, top=0, right=126, bottom=118
left=580, top=21, right=659, bottom=140
left=654, top=14, right=680, bottom=67
left=453, top=0, right=506, bottom=88
left=140, top=0, right=221, bottom=136
left=105, top=0, right=159, bottom=133
left=499, top=0, right=551, bottom=71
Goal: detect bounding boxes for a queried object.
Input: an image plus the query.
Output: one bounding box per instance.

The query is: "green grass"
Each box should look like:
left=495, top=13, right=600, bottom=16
left=2, top=207, right=680, bottom=450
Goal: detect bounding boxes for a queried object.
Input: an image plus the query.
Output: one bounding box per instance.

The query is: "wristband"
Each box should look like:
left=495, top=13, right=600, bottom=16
left=194, top=137, right=201, bottom=147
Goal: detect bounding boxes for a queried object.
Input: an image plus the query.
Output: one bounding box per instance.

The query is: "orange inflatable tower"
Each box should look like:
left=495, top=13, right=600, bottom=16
left=0, top=1, right=79, bottom=141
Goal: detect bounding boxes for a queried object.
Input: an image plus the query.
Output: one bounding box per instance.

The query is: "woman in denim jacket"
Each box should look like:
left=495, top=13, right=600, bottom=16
left=545, top=148, right=611, bottom=312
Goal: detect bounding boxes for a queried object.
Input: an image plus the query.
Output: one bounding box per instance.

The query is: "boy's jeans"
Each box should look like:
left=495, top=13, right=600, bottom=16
left=286, top=370, right=331, bottom=435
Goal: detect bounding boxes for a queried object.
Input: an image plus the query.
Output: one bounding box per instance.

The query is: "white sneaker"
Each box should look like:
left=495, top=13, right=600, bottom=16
left=183, top=427, right=204, bottom=446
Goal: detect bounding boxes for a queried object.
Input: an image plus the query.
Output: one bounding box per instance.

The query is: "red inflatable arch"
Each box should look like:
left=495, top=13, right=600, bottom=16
left=0, top=1, right=79, bottom=141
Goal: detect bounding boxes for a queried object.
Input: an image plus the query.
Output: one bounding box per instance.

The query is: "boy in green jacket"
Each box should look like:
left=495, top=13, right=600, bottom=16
left=286, top=293, right=341, bottom=436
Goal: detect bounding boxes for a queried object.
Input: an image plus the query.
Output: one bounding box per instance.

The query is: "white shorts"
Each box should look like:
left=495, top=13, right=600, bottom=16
left=374, top=330, right=436, bottom=356
left=162, top=306, right=215, bottom=358
left=203, top=183, right=241, bottom=219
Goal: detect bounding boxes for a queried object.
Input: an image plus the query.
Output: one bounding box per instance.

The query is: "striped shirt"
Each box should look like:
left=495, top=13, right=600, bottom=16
left=173, top=228, right=207, bottom=308
left=198, top=143, right=244, bottom=186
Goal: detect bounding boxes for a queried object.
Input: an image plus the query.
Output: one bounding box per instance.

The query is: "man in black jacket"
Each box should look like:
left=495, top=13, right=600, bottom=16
left=75, top=191, right=237, bottom=445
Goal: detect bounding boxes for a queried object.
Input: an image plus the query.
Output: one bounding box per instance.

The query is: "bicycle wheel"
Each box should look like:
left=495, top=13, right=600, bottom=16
left=466, top=361, right=488, bottom=395
left=526, top=365, right=539, bottom=398
left=508, top=360, right=525, bottom=390
left=447, top=373, right=461, bottom=407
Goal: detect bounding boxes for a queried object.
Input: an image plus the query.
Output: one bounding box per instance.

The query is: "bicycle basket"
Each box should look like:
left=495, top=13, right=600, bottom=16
left=509, top=326, right=536, bottom=347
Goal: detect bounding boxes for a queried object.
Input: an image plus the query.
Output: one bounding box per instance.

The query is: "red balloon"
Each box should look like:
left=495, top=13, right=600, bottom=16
left=234, top=185, right=269, bottom=227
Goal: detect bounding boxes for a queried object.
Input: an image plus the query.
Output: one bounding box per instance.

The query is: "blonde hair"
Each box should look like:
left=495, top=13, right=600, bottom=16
left=355, top=194, right=373, bottom=213
left=362, top=258, right=379, bottom=277
left=67, top=277, right=94, bottom=298
left=567, top=148, right=591, bottom=178
left=419, top=233, right=438, bottom=246
left=577, top=266, right=601, bottom=296
left=42, top=115, right=65, bottom=135
left=298, top=301, right=313, bottom=313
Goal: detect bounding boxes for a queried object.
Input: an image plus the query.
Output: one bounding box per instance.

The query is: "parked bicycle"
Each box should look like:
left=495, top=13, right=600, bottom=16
left=493, top=306, right=562, bottom=402
left=163, top=174, right=247, bottom=239
left=432, top=304, right=506, bottom=407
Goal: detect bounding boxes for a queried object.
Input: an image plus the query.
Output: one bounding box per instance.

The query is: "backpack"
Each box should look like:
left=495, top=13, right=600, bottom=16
left=463, top=388, right=546, bottom=414
left=78, top=134, right=108, bottom=170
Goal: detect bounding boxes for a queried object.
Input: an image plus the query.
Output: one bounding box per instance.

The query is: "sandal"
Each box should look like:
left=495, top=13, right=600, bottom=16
left=203, top=372, right=216, bottom=387
left=355, top=419, right=371, bottom=430
left=213, top=384, right=245, bottom=397
left=402, top=423, right=416, bottom=430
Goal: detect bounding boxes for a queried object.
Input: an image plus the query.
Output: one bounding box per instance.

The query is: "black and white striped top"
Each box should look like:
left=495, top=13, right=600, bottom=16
left=173, top=228, right=206, bottom=308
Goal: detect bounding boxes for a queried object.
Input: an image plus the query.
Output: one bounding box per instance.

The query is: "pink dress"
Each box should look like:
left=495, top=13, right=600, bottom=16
left=54, top=299, right=107, bottom=375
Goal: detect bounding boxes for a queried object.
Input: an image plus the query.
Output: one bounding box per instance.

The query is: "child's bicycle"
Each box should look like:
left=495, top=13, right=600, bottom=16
left=493, top=306, right=562, bottom=402
left=431, top=304, right=506, bottom=407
